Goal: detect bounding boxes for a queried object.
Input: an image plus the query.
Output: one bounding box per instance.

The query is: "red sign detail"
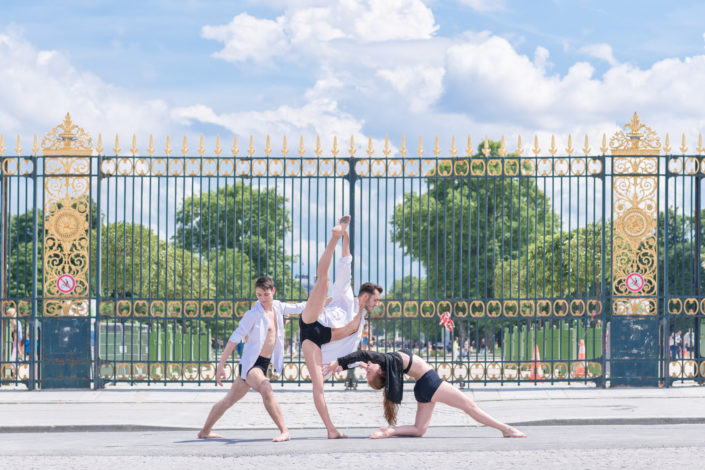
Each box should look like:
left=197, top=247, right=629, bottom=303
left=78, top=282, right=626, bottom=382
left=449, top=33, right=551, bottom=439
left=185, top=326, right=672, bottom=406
left=56, top=274, right=76, bottom=294
left=625, top=272, right=645, bottom=293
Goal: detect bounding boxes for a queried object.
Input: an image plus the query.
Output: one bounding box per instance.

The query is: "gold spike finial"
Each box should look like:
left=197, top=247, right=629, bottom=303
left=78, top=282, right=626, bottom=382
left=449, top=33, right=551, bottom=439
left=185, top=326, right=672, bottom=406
left=214, top=135, right=222, bottom=157
left=298, top=136, right=305, bottom=158
left=549, top=135, right=557, bottom=157
left=198, top=135, right=206, bottom=157
left=165, top=135, right=172, bottom=157
left=366, top=136, right=374, bottom=158
left=332, top=136, right=340, bottom=158
left=663, top=133, right=671, bottom=154
left=349, top=136, right=356, bottom=157
left=181, top=135, right=189, bottom=157
left=248, top=136, right=255, bottom=158
left=465, top=136, right=473, bottom=157
left=582, top=135, right=590, bottom=156
left=314, top=136, right=322, bottom=158
left=433, top=136, right=441, bottom=158
left=131, top=134, right=138, bottom=157
left=532, top=135, right=540, bottom=157
left=600, top=134, right=607, bottom=155
left=0, top=135, right=5, bottom=156
left=148, top=135, right=155, bottom=157
left=264, top=135, right=272, bottom=157
left=15, top=134, right=22, bottom=156
left=400, top=136, right=408, bottom=158
left=113, top=134, right=120, bottom=156
left=565, top=134, right=574, bottom=157
left=499, top=136, right=507, bottom=157
left=416, top=136, right=424, bottom=158
left=96, top=134, right=104, bottom=156
left=383, top=136, right=391, bottom=157
left=450, top=136, right=457, bottom=157
left=697, top=134, right=704, bottom=156
left=32, top=135, right=39, bottom=156
left=516, top=135, right=524, bottom=157
left=281, top=136, right=289, bottom=158
left=482, top=136, right=490, bottom=157
left=231, top=136, right=239, bottom=157
left=680, top=133, right=688, bottom=155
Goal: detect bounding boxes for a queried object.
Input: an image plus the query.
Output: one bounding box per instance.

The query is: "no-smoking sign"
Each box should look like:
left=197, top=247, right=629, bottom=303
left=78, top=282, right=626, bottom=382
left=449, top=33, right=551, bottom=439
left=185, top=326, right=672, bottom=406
left=56, top=274, right=76, bottom=294
left=625, top=272, right=645, bottom=293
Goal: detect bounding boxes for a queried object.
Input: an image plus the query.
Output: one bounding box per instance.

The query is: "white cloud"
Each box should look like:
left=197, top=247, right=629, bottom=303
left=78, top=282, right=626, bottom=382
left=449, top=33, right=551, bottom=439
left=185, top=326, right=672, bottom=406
left=202, top=0, right=438, bottom=64
left=441, top=34, right=705, bottom=135
left=376, top=66, right=445, bottom=112
left=0, top=31, right=173, bottom=145
left=578, top=43, right=618, bottom=66
left=201, top=13, right=288, bottom=63
left=172, top=78, right=366, bottom=144
left=457, top=0, right=506, bottom=12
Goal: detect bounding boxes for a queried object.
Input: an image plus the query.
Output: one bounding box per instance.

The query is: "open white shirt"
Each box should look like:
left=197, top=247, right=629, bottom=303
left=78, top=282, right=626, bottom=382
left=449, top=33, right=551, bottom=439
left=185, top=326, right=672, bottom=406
left=229, top=300, right=305, bottom=376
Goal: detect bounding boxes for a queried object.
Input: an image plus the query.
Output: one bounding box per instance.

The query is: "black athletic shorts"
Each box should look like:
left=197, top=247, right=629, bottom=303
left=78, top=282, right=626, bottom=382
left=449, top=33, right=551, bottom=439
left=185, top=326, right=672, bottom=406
left=239, top=355, right=271, bottom=378
left=414, top=369, right=443, bottom=403
left=299, top=317, right=332, bottom=348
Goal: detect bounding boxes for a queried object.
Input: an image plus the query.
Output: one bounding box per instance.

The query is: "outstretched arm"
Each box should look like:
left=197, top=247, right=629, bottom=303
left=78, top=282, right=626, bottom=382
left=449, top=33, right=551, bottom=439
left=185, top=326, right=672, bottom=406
left=215, top=341, right=237, bottom=386
left=337, top=350, right=386, bottom=370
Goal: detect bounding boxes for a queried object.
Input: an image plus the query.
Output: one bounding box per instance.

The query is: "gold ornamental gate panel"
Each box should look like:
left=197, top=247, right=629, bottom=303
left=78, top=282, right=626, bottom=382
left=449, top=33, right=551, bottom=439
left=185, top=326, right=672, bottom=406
left=39, top=114, right=93, bottom=388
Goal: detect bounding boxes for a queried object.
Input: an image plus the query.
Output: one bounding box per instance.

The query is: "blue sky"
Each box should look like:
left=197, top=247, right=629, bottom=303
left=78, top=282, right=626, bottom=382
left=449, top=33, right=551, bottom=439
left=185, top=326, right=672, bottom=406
left=2, top=0, right=704, bottom=287
left=2, top=0, right=705, bottom=146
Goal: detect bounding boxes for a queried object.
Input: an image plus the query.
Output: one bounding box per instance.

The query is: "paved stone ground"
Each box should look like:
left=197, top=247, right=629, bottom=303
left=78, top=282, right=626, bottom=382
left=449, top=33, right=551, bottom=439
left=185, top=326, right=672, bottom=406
left=4, top=425, right=705, bottom=469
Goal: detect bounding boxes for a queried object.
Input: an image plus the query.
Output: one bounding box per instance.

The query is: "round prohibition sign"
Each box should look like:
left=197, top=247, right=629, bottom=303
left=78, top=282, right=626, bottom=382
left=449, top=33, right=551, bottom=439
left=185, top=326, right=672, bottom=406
left=625, top=272, right=645, bottom=293
left=56, top=274, right=76, bottom=294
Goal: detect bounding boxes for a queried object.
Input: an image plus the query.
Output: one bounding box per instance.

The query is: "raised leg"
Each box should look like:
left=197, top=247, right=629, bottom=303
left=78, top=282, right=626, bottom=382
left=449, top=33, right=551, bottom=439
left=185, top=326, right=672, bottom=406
left=197, top=376, right=250, bottom=439
left=302, top=339, right=346, bottom=439
left=246, top=368, right=290, bottom=442
left=432, top=382, right=526, bottom=437
left=301, top=217, right=350, bottom=324
left=370, top=402, right=435, bottom=438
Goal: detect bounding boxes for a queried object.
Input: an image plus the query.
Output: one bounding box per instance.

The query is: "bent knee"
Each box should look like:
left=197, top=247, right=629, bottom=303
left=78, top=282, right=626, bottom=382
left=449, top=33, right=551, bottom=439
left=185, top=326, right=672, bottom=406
left=415, top=426, right=428, bottom=437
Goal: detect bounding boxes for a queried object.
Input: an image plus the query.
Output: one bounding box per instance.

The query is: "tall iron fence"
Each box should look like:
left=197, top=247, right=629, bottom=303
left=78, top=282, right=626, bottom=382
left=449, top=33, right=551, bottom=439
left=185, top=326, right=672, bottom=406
left=0, top=114, right=703, bottom=389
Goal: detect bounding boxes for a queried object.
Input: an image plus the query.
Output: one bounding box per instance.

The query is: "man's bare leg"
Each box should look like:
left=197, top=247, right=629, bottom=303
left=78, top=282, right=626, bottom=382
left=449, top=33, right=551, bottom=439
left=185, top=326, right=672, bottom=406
left=300, top=216, right=351, bottom=325
left=302, top=340, right=346, bottom=439
left=198, top=376, right=250, bottom=438
left=247, top=368, right=290, bottom=442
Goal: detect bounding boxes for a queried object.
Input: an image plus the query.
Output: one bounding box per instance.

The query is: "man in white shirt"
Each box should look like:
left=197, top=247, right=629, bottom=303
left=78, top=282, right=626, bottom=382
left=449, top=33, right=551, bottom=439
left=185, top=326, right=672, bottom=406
left=299, top=216, right=383, bottom=439
left=197, top=276, right=306, bottom=442
left=197, top=274, right=362, bottom=442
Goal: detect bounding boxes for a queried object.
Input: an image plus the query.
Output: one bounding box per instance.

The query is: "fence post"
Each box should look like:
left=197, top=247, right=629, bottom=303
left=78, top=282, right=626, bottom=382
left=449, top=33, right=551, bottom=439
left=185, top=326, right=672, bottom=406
left=29, top=155, right=39, bottom=390
left=345, top=152, right=358, bottom=390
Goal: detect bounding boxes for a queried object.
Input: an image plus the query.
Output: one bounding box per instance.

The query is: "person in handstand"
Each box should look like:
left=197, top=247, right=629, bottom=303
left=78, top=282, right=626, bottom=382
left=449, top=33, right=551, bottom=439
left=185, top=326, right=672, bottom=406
left=323, top=349, right=527, bottom=439
left=299, top=215, right=383, bottom=439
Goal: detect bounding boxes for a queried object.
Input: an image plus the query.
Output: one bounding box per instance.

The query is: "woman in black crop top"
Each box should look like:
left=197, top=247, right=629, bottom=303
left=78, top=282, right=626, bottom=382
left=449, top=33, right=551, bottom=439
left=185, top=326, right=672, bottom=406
left=324, top=349, right=526, bottom=439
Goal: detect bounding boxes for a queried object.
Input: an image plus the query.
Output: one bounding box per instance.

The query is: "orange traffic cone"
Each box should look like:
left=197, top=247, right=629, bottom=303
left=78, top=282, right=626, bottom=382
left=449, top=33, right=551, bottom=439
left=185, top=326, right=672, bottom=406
left=574, top=339, right=586, bottom=378
left=529, top=345, right=544, bottom=380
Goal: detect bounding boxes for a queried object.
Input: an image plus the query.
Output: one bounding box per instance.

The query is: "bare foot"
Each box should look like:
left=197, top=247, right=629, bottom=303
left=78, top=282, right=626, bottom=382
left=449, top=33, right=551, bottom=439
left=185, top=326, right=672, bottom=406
left=197, top=430, right=224, bottom=439
left=327, top=429, right=348, bottom=439
left=273, top=431, right=290, bottom=442
left=332, top=215, right=351, bottom=237
left=369, top=426, right=390, bottom=439
left=502, top=426, right=527, bottom=438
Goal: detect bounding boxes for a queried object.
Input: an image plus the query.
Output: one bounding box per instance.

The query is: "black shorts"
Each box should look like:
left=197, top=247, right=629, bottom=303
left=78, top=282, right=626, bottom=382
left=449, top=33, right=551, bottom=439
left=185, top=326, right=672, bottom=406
left=299, top=318, right=332, bottom=348
left=239, top=355, right=271, bottom=379
left=414, top=369, right=443, bottom=403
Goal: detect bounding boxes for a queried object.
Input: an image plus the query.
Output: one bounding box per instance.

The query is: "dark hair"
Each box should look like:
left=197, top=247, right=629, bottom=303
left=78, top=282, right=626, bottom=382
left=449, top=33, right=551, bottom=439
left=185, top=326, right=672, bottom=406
left=358, top=282, right=383, bottom=297
left=254, top=276, right=275, bottom=291
left=368, top=370, right=398, bottom=425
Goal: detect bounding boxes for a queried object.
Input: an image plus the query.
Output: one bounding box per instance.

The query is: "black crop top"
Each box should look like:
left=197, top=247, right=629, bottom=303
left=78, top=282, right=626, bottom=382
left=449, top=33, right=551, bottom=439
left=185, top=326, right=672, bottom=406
left=338, top=349, right=413, bottom=404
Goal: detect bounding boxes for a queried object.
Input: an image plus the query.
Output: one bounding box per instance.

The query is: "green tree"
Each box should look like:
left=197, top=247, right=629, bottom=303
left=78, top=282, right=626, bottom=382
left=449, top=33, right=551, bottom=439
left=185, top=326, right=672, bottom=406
left=390, top=140, right=559, bottom=300
left=174, top=182, right=304, bottom=300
